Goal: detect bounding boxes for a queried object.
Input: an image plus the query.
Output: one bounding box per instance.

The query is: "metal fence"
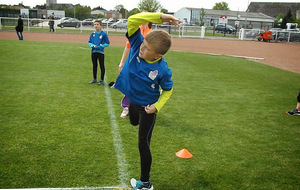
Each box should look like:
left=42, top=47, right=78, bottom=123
left=1, top=17, right=299, bottom=43
left=239, top=28, right=300, bottom=42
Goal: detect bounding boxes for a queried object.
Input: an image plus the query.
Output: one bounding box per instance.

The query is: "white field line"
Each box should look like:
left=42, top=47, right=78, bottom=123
left=172, top=50, right=265, bottom=60
left=103, top=76, right=129, bottom=187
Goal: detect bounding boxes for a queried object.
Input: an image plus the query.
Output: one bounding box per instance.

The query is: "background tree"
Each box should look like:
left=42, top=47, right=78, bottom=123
left=160, top=8, right=168, bottom=13
left=114, top=4, right=124, bottom=12
left=33, top=4, right=46, bottom=9
left=92, top=6, right=105, bottom=11
left=213, top=1, right=230, bottom=10
left=280, top=9, right=297, bottom=29
left=96, top=14, right=104, bottom=19
left=199, top=8, right=205, bottom=26
left=64, top=4, right=91, bottom=20
left=115, top=4, right=128, bottom=18
left=297, top=18, right=300, bottom=27
left=274, top=13, right=284, bottom=28
left=128, top=8, right=140, bottom=17
left=138, top=0, right=162, bottom=12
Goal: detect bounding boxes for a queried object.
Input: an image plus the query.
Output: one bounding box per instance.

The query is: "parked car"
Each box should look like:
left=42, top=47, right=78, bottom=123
left=82, top=19, right=94, bottom=26
left=245, top=29, right=261, bottom=38
left=277, top=30, right=300, bottom=42
left=30, top=19, right=44, bottom=26
left=111, top=19, right=127, bottom=29
left=215, top=24, right=236, bottom=34
left=57, top=18, right=80, bottom=28
left=102, top=18, right=114, bottom=26
left=269, top=28, right=282, bottom=39
left=153, top=22, right=171, bottom=29
left=58, top=17, right=71, bottom=23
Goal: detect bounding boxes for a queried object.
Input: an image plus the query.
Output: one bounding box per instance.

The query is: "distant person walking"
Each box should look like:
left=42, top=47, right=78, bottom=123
left=15, top=14, right=23, bottom=40
left=48, top=15, right=55, bottom=32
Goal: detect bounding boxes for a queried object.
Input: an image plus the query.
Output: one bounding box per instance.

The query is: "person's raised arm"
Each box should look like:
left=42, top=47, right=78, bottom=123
left=127, top=12, right=163, bottom=37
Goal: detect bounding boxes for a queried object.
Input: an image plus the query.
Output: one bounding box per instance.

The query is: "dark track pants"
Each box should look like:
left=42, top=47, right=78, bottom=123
left=91, top=53, right=105, bottom=81
left=129, top=102, right=156, bottom=182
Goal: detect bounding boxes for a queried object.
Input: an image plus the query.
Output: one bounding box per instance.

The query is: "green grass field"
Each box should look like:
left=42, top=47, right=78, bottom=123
left=0, top=39, right=299, bottom=190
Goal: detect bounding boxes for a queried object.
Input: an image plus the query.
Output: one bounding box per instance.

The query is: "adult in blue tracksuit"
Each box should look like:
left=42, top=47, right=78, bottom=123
left=88, top=20, right=110, bottom=85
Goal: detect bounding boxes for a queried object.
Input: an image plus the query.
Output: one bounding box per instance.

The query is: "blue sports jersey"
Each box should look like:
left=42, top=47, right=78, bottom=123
left=88, top=30, right=110, bottom=54
left=115, top=29, right=173, bottom=106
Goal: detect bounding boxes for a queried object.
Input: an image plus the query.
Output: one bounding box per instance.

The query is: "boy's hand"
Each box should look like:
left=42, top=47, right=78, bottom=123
left=160, top=14, right=181, bottom=27
left=145, top=104, right=157, bottom=114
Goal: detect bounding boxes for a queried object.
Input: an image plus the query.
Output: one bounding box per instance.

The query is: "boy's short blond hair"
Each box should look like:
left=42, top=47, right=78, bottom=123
left=145, top=30, right=171, bottom=55
left=94, top=20, right=102, bottom=26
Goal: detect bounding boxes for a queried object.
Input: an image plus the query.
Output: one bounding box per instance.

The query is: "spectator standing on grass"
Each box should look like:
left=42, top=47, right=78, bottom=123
left=118, top=22, right=152, bottom=118
left=15, top=14, right=23, bottom=40
left=48, top=15, right=55, bottom=32
left=88, top=20, right=110, bottom=85
left=114, top=12, right=180, bottom=190
left=286, top=90, right=300, bottom=116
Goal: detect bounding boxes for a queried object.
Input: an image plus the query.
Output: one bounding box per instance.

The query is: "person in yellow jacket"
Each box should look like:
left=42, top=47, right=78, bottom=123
left=114, top=12, right=180, bottom=190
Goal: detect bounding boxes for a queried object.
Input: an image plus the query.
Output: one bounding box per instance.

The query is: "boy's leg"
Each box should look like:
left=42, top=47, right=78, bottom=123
left=129, top=103, right=156, bottom=182
left=296, top=91, right=300, bottom=110
left=129, top=102, right=139, bottom=126
left=91, top=53, right=98, bottom=80
left=129, top=102, right=156, bottom=182
left=122, top=96, right=130, bottom=108
left=286, top=90, right=300, bottom=115
left=20, top=32, right=23, bottom=40
left=138, top=111, right=156, bottom=182
left=99, top=53, right=105, bottom=81
left=120, top=96, right=130, bottom=118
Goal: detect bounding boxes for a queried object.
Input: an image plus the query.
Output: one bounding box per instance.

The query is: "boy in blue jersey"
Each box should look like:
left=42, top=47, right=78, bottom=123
left=88, top=20, right=110, bottom=85
left=114, top=12, right=180, bottom=190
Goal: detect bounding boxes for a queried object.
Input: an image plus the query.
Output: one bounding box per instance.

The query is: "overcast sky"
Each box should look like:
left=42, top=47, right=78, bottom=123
left=1, top=0, right=300, bottom=12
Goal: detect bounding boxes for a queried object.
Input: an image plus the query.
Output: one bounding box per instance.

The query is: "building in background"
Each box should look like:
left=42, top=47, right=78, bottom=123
left=91, top=10, right=122, bottom=19
left=174, top=8, right=274, bottom=30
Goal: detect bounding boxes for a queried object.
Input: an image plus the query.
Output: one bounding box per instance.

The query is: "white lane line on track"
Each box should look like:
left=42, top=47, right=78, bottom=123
left=172, top=50, right=265, bottom=60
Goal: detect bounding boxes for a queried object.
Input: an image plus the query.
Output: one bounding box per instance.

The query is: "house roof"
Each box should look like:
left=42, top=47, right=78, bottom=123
left=180, top=7, right=274, bottom=21
left=91, top=10, right=120, bottom=15
left=247, top=2, right=300, bottom=18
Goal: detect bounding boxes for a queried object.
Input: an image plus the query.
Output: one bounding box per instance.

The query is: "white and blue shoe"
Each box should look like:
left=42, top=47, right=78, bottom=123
left=131, top=178, right=153, bottom=190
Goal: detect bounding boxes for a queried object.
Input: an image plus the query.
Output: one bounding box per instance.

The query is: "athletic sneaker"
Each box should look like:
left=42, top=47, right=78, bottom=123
left=286, top=109, right=300, bottom=116
left=98, top=80, right=104, bottom=85
left=134, top=180, right=153, bottom=190
left=89, top=79, right=97, bottom=84
left=120, top=107, right=129, bottom=118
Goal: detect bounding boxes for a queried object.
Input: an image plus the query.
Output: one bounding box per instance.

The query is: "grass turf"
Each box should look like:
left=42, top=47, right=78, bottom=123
left=0, top=39, right=299, bottom=189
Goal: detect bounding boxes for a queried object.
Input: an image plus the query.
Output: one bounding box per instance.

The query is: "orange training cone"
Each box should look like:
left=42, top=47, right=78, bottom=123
left=175, top=148, right=193, bottom=159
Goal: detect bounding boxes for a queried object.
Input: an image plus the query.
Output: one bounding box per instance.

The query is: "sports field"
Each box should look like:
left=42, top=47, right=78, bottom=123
left=0, top=39, right=299, bottom=189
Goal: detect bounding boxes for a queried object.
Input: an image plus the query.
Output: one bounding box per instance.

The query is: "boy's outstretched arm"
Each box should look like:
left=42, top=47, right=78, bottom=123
left=160, top=14, right=181, bottom=27
left=127, top=12, right=181, bottom=37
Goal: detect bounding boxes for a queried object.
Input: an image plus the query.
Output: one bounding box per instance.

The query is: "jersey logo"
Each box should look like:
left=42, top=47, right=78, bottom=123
left=148, top=70, right=158, bottom=80
left=99, top=35, right=102, bottom=39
